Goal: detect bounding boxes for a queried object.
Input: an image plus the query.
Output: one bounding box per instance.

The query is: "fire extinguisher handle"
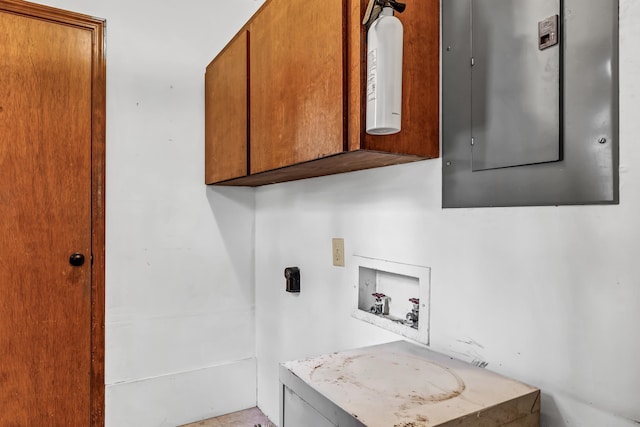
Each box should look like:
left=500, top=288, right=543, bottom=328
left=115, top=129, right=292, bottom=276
left=388, top=0, right=406, bottom=14
left=363, top=0, right=407, bottom=30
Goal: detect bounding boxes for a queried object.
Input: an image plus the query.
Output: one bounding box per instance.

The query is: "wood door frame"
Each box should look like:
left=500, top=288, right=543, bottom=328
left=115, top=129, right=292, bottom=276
left=0, top=1, right=106, bottom=425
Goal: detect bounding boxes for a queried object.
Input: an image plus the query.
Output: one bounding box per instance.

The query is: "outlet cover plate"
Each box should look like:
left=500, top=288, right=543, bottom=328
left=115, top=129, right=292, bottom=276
left=332, top=238, right=345, bottom=267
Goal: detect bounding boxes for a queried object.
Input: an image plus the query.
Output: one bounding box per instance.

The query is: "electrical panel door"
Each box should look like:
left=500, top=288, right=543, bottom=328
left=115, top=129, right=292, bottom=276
left=471, top=0, right=561, bottom=171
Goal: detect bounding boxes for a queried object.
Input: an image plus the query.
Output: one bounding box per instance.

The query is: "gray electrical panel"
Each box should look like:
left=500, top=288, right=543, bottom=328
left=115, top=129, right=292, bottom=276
left=442, top=0, right=618, bottom=208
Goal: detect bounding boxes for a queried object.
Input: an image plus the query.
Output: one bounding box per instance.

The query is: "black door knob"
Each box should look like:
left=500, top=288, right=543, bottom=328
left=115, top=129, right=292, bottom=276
left=69, top=253, right=85, bottom=267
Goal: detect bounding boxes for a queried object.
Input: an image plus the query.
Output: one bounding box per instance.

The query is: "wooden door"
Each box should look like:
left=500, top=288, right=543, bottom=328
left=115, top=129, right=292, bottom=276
left=249, top=0, right=346, bottom=174
left=205, top=31, right=248, bottom=184
left=0, top=1, right=105, bottom=425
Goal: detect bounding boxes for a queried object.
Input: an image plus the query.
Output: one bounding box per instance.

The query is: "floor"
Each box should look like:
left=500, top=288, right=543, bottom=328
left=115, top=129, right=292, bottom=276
left=181, top=407, right=276, bottom=427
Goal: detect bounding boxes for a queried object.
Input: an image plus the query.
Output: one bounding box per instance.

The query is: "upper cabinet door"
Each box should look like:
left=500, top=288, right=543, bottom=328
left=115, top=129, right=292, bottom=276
left=205, top=31, right=248, bottom=184
left=249, top=0, right=345, bottom=175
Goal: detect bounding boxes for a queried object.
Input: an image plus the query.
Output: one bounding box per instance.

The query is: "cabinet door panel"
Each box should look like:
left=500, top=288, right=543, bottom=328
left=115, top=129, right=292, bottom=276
left=205, top=31, right=248, bottom=183
left=249, top=0, right=345, bottom=174
left=283, top=386, right=337, bottom=427
left=362, top=0, right=440, bottom=158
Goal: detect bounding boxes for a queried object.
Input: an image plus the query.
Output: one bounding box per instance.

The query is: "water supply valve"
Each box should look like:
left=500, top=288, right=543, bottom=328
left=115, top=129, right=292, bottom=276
left=406, top=297, right=419, bottom=329
left=370, top=292, right=390, bottom=315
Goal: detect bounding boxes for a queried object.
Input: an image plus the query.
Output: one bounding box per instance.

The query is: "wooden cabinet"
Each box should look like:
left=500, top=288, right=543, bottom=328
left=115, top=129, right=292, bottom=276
left=205, top=0, right=439, bottom=186
left=249, top=0, right=345, bottom=174
left=205, top=31, right=248, bottom=183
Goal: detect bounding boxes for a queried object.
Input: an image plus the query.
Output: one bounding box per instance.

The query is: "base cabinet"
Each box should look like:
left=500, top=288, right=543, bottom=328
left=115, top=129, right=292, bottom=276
left=205, top=0, right=439, bottom=186
left=282, top=386, right=337, bottom=427
left=280, top=341, right=541, bottom=427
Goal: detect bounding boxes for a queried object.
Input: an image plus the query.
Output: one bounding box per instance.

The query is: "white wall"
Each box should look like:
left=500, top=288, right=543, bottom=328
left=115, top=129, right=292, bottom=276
left=31, top=0, right=263, bottom=425
left=255, top=2, right=640, bottom=426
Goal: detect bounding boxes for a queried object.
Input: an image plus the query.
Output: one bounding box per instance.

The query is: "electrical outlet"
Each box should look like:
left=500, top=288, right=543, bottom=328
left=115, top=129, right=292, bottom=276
left=332, top=238, right=345, bottom=267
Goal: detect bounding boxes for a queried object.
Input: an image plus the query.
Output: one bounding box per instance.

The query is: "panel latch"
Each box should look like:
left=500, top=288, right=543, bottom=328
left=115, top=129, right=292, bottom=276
left=539, top=15, right=559, bottom=50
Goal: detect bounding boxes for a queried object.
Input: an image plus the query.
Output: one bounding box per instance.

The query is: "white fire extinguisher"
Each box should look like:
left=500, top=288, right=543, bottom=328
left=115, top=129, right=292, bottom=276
left=364, top=0, right=405, bottom=135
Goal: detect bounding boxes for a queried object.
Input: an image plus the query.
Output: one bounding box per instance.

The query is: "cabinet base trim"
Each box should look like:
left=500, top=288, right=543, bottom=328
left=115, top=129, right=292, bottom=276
left=211, top=150, right=427, bottom=186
